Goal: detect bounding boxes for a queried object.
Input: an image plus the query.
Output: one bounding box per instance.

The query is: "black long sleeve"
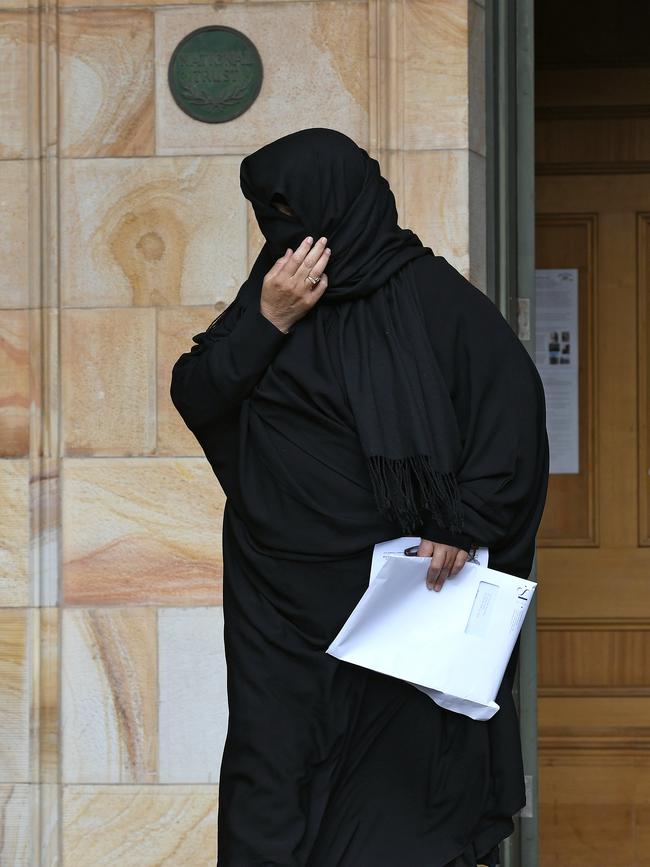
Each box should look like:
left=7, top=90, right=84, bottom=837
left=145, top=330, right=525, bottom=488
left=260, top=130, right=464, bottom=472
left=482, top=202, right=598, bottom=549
left=417, top=351, right=548, bottom=554
left=170, top=299, right=292, bottom=434
left=414, top=257, right=549, bottom=568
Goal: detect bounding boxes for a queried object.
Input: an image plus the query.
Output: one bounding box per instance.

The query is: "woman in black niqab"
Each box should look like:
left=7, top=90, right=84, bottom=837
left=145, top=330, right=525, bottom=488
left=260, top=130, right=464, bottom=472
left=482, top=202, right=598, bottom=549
left=170, top=127, right=549, bottom=867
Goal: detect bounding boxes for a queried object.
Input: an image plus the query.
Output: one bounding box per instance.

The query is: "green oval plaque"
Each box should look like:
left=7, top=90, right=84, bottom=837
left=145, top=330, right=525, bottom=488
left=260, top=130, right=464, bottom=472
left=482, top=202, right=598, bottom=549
left=168, top=26, right=263, bottom=124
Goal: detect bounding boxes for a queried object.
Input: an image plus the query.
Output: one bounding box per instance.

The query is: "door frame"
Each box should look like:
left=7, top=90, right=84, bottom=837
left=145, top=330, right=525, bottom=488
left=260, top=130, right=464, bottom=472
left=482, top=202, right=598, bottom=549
left=485, top=0, right=538, bottom=864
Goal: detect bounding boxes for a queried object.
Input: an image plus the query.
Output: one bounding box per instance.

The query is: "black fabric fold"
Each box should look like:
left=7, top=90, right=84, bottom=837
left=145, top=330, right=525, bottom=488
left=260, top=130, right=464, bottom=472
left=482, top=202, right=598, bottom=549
left=170, top=127, right=550, bottom=866
left=239, top=127, right=466, bottom=537
left=366, top=454, right=464, bottom=535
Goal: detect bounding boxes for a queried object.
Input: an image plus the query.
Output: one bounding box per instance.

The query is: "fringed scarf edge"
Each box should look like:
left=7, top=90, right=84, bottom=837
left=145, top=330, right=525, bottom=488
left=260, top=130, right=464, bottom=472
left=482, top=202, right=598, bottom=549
left=367, top=453, right=465, bottom=536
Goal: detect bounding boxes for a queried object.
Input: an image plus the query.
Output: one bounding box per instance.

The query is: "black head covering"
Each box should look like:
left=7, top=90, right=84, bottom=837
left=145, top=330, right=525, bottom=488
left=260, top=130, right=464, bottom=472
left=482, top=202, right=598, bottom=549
left=239, top=127, right=432, bottom=302
left=236, top=127, right=465, bottom=535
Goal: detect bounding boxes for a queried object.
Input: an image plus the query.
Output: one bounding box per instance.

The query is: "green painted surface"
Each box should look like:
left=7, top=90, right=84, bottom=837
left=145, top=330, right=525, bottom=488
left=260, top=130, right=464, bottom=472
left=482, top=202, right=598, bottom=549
left=168, top=26, right=263, bottom=124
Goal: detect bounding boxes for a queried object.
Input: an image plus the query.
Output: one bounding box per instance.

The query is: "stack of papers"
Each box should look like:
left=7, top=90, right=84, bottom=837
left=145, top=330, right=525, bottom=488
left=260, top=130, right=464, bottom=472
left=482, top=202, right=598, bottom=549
left=326, top=537, right=536, bottom=721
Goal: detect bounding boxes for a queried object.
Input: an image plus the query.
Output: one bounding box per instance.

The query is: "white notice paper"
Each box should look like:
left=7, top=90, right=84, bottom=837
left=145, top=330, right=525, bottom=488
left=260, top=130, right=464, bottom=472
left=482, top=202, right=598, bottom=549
left=326, top=539, right=536, bottom=721
left=535, top=268, right=579, bottom=473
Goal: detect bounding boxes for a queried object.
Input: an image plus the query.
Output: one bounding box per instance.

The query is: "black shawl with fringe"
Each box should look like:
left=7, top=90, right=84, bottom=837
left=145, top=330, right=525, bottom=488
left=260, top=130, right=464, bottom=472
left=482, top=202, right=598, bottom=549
left=237, top=127, right=466, bottom=538
left=172, top=127, right=549, bottom=574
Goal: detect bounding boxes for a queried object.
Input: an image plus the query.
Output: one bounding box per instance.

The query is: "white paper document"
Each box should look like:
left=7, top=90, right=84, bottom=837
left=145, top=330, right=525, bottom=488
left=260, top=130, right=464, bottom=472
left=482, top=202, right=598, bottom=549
left=326, top=537, right=536, bottom=721
left=535, top=268, right=579, bottom=473
left=368, top=535, right=489, bottom=583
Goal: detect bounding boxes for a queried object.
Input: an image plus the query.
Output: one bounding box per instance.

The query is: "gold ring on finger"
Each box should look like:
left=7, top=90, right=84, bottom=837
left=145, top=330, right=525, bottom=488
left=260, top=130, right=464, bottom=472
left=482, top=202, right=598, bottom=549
left=305, top=273, right=320, bottom=286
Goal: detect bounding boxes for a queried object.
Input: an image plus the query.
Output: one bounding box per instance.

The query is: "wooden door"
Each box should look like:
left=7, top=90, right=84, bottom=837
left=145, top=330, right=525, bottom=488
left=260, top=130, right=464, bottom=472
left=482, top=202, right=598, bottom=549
left=535, top=53, right=650, bottom=867
left=536, top=171, right=650, bottom=867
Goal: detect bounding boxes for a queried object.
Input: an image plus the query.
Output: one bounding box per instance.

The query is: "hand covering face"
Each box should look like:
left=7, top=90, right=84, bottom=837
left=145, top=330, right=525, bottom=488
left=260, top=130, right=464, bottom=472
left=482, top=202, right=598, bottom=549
left=237, top=127, right=467, bottom=536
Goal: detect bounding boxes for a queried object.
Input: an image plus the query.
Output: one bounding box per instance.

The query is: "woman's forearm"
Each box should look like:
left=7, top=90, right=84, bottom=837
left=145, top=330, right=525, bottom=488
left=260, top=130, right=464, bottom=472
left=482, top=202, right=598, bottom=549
left=170, top=299, right=291, bottom=432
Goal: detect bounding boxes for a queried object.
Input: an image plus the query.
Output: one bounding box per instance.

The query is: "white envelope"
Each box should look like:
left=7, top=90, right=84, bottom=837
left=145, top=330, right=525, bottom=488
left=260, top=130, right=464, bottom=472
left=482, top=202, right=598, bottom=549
left=326, top=537, right=536, bottom=721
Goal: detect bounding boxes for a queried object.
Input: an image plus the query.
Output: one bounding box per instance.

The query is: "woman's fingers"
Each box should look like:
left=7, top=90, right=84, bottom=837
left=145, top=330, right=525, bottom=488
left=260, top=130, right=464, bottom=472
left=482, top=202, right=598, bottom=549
left=426, top=543, right=462, bottom=591
left=283, top=236, right=321, bottom=279
left=426, top=544, right=448, bottom=591
left=416, top=539, right=471, bottom=591
left=282, top=235, right=330, bottom=282
left=264, top=248, right=293, bottom=283
left=295, top=237, right=330, bottom=282
left=276, top=237, right=310, bottom=280
left=450, top=549, right=469, bottom=576
left=305, top=248, right=331, bottom=286
left=260, top=235, right=331, bottom=331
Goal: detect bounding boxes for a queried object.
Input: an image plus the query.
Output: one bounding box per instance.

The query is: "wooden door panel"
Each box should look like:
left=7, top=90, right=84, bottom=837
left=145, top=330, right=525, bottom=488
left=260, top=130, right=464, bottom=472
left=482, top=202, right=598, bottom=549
left=536, top=172, right=650, bottom=865
left=536, top=215, right=597, bottom=545
left=639, top=212, right=650, bottom=545
left=536, top=547, right=650, bottom=620
left=540, top=756, right=650, bottom=867
left=539, top=627, right=650, bottom=694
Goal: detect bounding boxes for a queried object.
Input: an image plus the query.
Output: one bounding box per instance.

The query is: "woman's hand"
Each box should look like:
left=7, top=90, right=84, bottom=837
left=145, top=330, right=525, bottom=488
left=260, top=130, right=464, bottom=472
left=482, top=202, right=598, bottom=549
left=416, top=538, right=468, bottom=591
left=260, top=235, right=331, bottom=333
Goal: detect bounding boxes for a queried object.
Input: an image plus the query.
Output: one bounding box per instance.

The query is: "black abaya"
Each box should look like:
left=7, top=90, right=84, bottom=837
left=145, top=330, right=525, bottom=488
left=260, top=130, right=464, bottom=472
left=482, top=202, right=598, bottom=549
left=170, top=251, right=549, bottom=866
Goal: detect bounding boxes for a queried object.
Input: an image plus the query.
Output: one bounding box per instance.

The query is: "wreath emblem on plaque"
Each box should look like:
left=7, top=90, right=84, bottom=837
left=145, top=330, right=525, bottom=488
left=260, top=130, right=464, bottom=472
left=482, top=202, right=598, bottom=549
left=168, top=26, right=263, bottom=124
left=178, top=72, right=254, bottom=112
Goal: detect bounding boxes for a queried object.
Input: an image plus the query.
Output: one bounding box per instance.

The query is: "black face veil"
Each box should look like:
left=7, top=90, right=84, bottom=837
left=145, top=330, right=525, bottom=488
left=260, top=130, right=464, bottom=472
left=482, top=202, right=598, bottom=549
left=238, top=127, right=467, bottom=537
left=239, top=127, right=431, bottom=302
